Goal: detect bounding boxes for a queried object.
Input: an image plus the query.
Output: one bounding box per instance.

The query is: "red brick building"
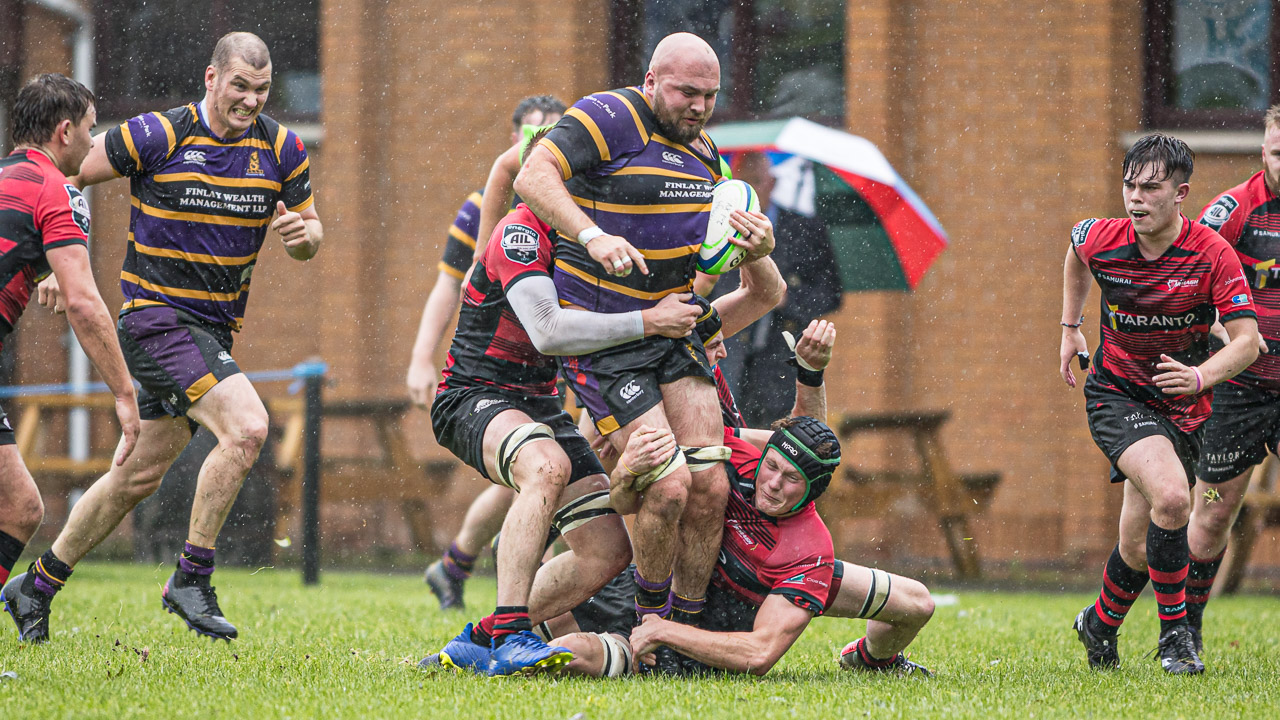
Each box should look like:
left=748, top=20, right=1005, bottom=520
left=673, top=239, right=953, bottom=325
left=3, top=1, right=1277, bottom=581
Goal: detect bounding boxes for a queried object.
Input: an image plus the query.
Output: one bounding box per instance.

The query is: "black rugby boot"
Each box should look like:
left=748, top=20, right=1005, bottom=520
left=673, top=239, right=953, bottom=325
left=1187, top=624, right=1204, bottom=656
left=1156, top=624, right=1205, bottom=675
left=424, top=560, right=466, bottom=611
left=1, top=569, right=53, bottom=644
left=1073, top=605, right=1120, bottom=669
left=161, top=569, right=238, bottom=641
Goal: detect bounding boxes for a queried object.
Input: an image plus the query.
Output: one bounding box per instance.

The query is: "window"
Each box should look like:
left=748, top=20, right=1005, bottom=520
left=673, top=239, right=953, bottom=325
left=92, top=0, right=320, bottom=123
left=1146, top=0, right=1280, bottom=129
left=610, top=0, right=845, bottom=124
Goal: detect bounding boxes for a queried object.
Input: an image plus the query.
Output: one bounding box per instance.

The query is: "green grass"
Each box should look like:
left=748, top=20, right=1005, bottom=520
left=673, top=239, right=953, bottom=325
left=1, top=563, right=1276, bottom=719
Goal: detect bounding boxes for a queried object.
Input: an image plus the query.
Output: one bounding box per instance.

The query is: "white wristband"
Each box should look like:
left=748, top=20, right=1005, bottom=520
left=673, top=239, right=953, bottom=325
left=577, top=225, right=606, bottom=245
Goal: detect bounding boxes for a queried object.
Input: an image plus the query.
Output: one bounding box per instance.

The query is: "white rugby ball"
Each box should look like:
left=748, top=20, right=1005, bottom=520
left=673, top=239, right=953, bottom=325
left=698, top=179, right=760, bottom=274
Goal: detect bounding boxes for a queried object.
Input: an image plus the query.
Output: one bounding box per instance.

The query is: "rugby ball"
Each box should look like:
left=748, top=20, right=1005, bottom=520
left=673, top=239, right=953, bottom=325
left=698, top=179, right=760, bottom=274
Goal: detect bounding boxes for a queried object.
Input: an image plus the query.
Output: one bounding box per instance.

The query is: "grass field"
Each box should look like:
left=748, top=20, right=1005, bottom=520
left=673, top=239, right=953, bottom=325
left=1, top=563, right=1276, bottom=719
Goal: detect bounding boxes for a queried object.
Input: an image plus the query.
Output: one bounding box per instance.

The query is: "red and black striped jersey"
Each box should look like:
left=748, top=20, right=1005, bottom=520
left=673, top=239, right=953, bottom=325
left=1072, top=216, right=1256, bottom=430
left=712, top=429, right=835, bottom=615
left=1198, top=171, right=1280, bottom=392
left=439, top=204, right=559, bottom=396
left=0, top=149, right=90, bottom=349
left=714, top=364, right=744, bottom=429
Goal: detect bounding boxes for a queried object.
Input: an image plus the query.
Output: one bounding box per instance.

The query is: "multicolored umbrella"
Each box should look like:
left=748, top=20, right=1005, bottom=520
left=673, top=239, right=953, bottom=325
left=710, top=117, right=948, bottom=291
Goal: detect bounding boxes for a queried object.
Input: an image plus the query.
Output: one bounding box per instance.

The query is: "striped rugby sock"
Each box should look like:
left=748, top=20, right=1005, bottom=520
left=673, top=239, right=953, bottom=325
left=1185, top=548, right=1224, bottom=631
left=32, top=549, right=73, bottom=598
left=1089, top=545, right=1148, bottom=634
left=1147, top=522, right=1190, bottom=634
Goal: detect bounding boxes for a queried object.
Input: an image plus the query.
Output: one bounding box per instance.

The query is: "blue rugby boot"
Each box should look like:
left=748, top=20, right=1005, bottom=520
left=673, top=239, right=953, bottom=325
left=438, top=623, right=492, bottom=674
left=486, top=631, right=573, bottom=677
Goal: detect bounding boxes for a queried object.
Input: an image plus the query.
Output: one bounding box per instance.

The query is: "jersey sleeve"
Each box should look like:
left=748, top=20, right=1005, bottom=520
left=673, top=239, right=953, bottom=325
left=484, top=213, right=554, bottom=291
left=439, top=192, right=482, bottom=279
left=767, top=538, right=836, bottom=615
left=1208, top=242, right=1257, bottom=323
left=539, top=91, right=648, bottom=180
left=1198, top=192, right=1246, bottom=244
left=1069, top=218, right=1101, bottom=265
left=35, top=180, right=90, bottom=251
left=277, top=128, right=314, bottom=213
left=103, top=111, right=179, bottom=177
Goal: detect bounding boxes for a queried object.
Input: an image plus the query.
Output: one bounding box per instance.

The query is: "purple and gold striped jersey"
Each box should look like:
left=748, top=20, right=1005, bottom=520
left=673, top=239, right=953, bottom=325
left=438, top=190, right=482, bottom=280
left=540, top=86, right=725, bottom=314
left=104, top=102, right=313, bottom=329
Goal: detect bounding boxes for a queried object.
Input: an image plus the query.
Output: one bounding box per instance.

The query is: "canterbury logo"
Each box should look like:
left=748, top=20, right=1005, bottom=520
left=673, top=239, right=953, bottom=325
left=661, top=151, right=684, bottom=167
left=620, top=381, right=642, bottom=402
left=183, top=150, right=206, bottom=165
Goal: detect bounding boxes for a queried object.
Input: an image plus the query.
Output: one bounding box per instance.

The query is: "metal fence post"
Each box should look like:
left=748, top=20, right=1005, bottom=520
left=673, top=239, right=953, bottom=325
left=297, top=361, right=327, bottom=586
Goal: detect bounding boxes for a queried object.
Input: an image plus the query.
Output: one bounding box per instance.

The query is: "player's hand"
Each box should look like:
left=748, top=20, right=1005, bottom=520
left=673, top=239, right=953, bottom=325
left=1154, top=354, right=1202, bottom=395
left=795, top=320, right=836, bottom=371
left=587, top=234, right=648, bottom=278
left=613, top=425, right=677, bottom=491
left=629, top=614, right=668, bottom=672
left=1059, top=327, right=1089, bottom=389
left=728, top=209, right=775, bottom=263
left=589, top=427, right=620, bottom=469
left=37, top=274, right=66, bottom=314
left=406, top=359, right=438, bottom=409
left=272, top=201, right=313, bottom=251
left=112, top=390, right=141, bottom=467
left=641, top=293, right=699, bottom=338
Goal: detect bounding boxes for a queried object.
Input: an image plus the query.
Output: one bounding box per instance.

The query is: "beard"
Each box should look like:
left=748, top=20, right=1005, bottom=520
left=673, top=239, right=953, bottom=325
left=653, top=93, right=707, bottom=145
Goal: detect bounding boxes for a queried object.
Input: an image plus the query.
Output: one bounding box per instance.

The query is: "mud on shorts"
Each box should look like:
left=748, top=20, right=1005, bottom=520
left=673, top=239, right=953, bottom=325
left=1194, top=380, right=1280, bottom=484
left=117, top=305, right=242, bottom=420
left=1084, top=376, right=1203, bottom=486
left=430, top=383, right=604, bottom=486
left=560, top=335, right=715, bottom=436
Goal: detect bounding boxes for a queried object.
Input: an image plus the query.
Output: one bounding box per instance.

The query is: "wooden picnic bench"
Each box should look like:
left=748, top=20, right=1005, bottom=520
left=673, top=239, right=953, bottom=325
left=831, top=410, right=1000, bottom=579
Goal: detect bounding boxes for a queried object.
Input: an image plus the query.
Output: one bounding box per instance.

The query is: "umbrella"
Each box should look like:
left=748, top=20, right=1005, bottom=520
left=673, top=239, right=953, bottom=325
left=710, top=117, right=948, bottom=291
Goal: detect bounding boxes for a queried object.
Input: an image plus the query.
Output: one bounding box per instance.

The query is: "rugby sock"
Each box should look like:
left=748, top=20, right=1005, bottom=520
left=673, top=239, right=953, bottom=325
left=1146, top=521, right=1190, bottom=633
left=0, top=531, right=25, bottom=587
left=670, top=592, right=705, bottom=626
left=479, top=606, right=532, bottom=647
left=846, top=637, right=898, bottom=669
left=634, top=569, right=672, bottom=619
left=178, top=541, right=216, bottom=578
left=1185, top=548, right=1225, bottom=631
left=442, top=542, right=476, bottom=581
left=1088, top=545, right=1149, bottom=635
left=32, top=549, right=72, bottom=598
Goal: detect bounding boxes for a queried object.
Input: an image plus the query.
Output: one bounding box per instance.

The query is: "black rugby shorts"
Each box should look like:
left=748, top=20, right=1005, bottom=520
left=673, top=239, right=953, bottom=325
left=1195, top=380, right=1280, bottom=484
left=1084, top=376, right=1202, bottom=486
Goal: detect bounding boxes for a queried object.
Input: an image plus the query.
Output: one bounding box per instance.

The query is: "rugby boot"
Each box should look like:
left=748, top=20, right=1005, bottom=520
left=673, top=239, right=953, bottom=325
left=839, top=639, right=935, bottom=677
left=438, top=623, right=492, bottom=674
left=486, top=631, right=573, bottom=677
left=1187, top=624, right=1204, bottom=656
left=417, top=653, right=443, bottom=670
left=424, top=560, right=466, bottom=610
left=1072, top=606, right=1120, bottom=669
left=637, top=645, right=687, bottom=676
left=161, top=570, right=237, bottom=641
left=1, top=569, right=52, bottom=644
left=1155, top=624, right=1205, bottom=675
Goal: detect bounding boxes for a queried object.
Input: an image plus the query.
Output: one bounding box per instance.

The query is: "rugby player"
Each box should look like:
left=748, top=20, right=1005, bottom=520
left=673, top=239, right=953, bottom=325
left=1061, top=133, right=1260, bottom=675
left=429, top=134, right=702, bottom=675
left=411, top=96, right=566, bottom=610
left=516, top=32, right=776, bottom=634
left=1183, top=104, right=1280, bottom=654
left=5, top=33, right=321, bottom=643
left=0, top=75, right=140, bottom=632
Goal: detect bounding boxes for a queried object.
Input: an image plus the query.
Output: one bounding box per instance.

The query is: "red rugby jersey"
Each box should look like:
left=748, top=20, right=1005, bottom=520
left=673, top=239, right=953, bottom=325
left=0, top=149, right=90, bottom=349
left=712, top=429, right=835, bottom=615
left=1071, top=216, right=1256, bottom=430
left=1198, top=171, right=1280, bottom=392
left=439, top=204, right=560, bottom=396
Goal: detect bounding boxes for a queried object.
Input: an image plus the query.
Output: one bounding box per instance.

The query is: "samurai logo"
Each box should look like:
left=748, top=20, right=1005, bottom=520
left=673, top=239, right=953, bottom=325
left=501, top=223, right=540, bottom=265
left=1201, top=195, right=1238, bottom=231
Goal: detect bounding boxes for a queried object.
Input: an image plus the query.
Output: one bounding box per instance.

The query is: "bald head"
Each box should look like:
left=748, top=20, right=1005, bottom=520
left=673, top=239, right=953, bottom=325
left=211, top=32, right=271, bottom=72
left=648, top=32, right=719, bottom=78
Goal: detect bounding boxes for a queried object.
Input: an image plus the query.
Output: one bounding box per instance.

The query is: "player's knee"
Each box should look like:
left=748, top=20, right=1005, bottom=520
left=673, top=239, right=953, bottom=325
left=1150, top=488, right=1190, bottom=525
left=1191, top=499, right=1235, bottom=538
left=898, top=577, right=935, bottom=627
left=514, top=445, right=570, bottom=494
left=645, top=475, right=688, bottom=523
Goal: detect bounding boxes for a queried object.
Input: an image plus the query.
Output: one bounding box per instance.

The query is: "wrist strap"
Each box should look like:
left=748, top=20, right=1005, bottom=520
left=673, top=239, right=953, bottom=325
left=1061, top=315, right=1085, bottom=328
left=577, top=225, right=606, bottom=245
left=1193, top=366, right=1203, bottom=393
left=796, top=367, right=825, bottom=387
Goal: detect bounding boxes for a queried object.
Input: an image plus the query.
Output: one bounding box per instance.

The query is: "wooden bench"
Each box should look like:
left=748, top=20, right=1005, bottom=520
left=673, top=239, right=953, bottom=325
left=833, top=410, right=1001, bottom=579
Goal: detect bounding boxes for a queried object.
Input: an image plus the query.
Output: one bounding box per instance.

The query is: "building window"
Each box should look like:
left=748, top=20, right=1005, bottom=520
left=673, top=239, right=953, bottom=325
left=92, top=0, right=320, bottom=123
left=1146, top=0, right=1279, bottom=129
left=611, top=0, right=845, bottom=124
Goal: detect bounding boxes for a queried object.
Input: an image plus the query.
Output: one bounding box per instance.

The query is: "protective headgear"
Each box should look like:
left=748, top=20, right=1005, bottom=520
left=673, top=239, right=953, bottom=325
left=691, top=295, right=723, bottom=348
left=763, top=416, right=841, bottom=513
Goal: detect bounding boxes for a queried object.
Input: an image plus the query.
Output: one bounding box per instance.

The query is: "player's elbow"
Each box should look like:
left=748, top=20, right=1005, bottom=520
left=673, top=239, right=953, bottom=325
left=745, top=650, right=781, bottom=676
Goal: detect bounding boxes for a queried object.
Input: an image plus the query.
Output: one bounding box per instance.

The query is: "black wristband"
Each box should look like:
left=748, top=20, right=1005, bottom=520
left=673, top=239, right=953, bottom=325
left=796, top=367, right=825, bottom=387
